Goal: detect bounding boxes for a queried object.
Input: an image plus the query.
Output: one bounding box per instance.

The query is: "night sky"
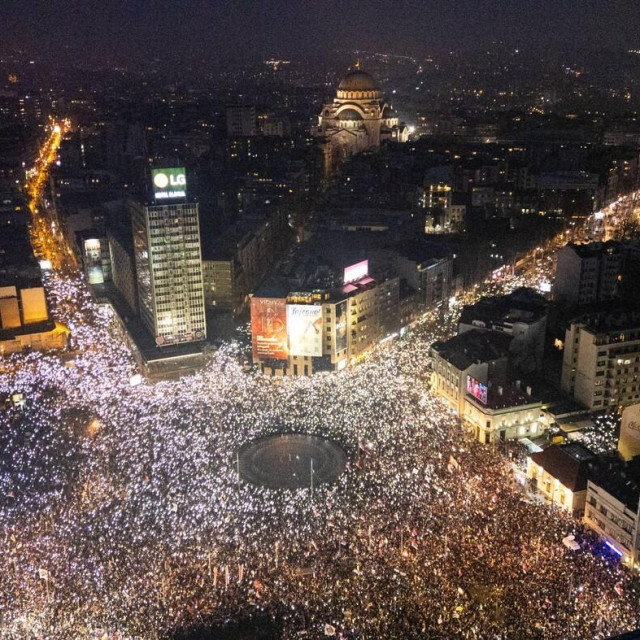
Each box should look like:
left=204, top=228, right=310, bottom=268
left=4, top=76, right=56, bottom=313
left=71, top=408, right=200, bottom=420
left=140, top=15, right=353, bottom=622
left=1, top=0, right=640, bottom=66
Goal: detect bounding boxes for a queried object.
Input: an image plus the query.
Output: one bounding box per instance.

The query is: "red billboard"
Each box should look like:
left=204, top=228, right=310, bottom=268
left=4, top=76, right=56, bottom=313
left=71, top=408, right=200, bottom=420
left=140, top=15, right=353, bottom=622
left=251, top=297, right=288, bottom=361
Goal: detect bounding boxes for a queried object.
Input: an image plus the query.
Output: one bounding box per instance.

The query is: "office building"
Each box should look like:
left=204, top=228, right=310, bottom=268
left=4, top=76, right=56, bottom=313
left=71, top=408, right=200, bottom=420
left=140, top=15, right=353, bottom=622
left=130, top=168, right=206, bottom=347
left=584, top=458, right=640, bottom=571
left=561, top=309, right=640, bottom=411
left=554, top=242, right=640, bottom=305
left=397, top=254, right=454, bottom=309
left=226, top=105, right=258, bottom=137
left=108, top=225, right=138, bottom=313
left=251, top=267, right=400, bottom=376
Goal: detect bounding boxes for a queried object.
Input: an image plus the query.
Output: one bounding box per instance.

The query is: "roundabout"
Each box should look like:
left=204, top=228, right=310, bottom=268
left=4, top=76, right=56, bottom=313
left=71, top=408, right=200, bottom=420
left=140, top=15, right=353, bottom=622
left=238, top=433, right=347, bottom=489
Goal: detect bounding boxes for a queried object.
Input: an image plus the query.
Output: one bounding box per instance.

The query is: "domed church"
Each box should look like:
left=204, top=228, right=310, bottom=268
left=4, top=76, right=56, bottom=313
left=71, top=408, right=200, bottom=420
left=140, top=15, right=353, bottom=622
left=314, top=64, right=409, bottom=177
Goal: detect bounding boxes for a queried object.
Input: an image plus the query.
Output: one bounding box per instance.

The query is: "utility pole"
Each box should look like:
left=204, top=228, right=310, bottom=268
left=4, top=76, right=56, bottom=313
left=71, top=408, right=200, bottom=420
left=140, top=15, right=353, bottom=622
left=310, top=458, right=314, bottom=495
left=632, top=492, right=640, bottom=571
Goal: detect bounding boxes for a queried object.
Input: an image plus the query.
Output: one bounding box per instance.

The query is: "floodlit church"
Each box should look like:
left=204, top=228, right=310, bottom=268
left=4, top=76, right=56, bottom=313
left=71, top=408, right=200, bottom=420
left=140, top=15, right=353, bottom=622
left=314, top=65, right=409, bottom=177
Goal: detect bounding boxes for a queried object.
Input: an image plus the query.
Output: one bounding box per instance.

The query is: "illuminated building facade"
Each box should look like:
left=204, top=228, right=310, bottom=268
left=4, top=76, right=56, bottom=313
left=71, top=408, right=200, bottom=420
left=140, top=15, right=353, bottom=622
left=462, top=382, right=548, bottom=444
left=314, top=67, right=408, bottom=177
left=584, top=463, right=640, bottom=571
left=526, top=443, right=596, bottom=517
left=130, top=184, right=206, bottom=347
left=0, top=228, right=69, bottom=354
left=561, top=312, right=640, bottom=411
left=252, top=267, right=401, bottom=376
left=430, top=329, right=511, bottom=414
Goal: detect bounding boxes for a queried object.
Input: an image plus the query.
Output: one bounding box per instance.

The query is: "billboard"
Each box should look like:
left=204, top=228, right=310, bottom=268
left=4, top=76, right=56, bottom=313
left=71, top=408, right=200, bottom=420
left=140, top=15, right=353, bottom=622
left=334, top=300, right=348, bottom=354
left=619, top=403, right=640, bottom=461
left=287, top=304, right=323, bottom=357
left=20, top=288, right=48, bottom=324
left=152, top=167, right=187, bottom=200
left=466, top=376, right=488, bottom=405
left=344, top=260, right=369, bottom=284
left=251, top=298, right=288, bottom=361
left=0, top=297, right=20, bottom=329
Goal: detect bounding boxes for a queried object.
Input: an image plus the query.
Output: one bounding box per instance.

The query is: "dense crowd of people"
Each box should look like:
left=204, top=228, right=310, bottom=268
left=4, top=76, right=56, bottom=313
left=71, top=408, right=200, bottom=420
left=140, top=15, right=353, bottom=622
left=0, top=207, right=639, bottom=639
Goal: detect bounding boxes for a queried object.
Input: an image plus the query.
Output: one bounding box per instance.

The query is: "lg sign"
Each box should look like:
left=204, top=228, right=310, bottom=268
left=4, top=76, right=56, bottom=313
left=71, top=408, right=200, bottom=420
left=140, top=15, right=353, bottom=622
left=153, top=172, right=185, bottom=189
left=152, top=167, right=187, bottom=200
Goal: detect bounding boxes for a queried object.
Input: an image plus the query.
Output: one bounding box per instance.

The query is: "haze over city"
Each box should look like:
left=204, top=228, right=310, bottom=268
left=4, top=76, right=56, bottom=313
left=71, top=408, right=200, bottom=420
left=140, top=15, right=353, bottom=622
left=2, top=1, right=640, bottom=66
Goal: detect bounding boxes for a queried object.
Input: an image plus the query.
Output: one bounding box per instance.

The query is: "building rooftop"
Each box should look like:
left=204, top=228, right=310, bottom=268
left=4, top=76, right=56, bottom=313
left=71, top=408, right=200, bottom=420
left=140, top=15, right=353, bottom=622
left=397, top=237, right=456, bottom=264
left=606, top=629, right=640, bottom=640
left=432, top=329, right=512, bottom=371
left=576, top=306, right=640, bottom=335
left=338, top=70, right=379, bottom=92
left=459, top=287, right=548, bottom=329
left=590, top=457, right=640, bottom=512
left=530, top=443, right=596, bottom=492
left=565, top=240, right=627, bottom=259
left=268, top=230, right=398, bottom=292
left=480, top=383, right=540, bottom=410
left=0, top=225, right=42, bottom=284
left=201, top=213, right=268, bottom=261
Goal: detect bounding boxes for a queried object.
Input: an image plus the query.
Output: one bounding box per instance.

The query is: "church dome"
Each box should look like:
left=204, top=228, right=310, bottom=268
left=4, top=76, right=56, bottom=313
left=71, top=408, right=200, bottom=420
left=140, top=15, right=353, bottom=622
left=337, top=108, right=363, bottom=120
left=338, top=70, right=379, bottom=92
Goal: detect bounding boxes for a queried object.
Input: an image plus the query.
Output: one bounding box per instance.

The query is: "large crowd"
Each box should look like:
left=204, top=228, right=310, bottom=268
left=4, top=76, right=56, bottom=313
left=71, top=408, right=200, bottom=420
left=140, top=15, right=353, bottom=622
left=0, top=192, right=639, bottom=639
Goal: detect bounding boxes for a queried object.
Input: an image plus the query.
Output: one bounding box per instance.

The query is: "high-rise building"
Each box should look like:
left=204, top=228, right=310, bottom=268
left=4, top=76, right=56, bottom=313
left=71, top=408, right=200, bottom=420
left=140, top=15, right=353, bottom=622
left=130, top=167, right=206, bottom=347
left=561, top=310, right=640, bottom=411
left=226, top=105, right=258, bottom=137
left=554, top=241, right=640, bottom=305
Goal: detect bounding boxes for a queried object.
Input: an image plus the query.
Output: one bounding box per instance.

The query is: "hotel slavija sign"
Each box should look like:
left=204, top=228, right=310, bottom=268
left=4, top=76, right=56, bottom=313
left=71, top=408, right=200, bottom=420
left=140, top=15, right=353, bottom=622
left=152, top=167, right=187, bottom=200
left=619, top=403, right=640, bottom=461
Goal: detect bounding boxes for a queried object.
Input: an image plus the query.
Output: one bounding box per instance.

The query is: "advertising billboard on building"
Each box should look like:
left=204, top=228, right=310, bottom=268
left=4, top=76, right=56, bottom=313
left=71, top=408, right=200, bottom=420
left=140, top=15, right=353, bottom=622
left=20, top=288, right=48, bottom=324
left=287, top=304, right=323, bottom=357
left=619, top=403, right=640, bottom=461
left=344, top=260, right=369, bottom=284
left=334, top=300, right=348, bottom=354
left=466, top=376, right=488, bottom=405
left=251, top=297, right=288, bottom=361
left=152, top=167, right=187, bottom=200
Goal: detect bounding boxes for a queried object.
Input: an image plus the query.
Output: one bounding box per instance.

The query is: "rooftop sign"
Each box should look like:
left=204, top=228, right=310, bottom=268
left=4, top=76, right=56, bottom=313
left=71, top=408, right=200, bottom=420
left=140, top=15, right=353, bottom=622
left=344, top=260, right=369, bottom=284
left=152, top=167, right=186, bottom=200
